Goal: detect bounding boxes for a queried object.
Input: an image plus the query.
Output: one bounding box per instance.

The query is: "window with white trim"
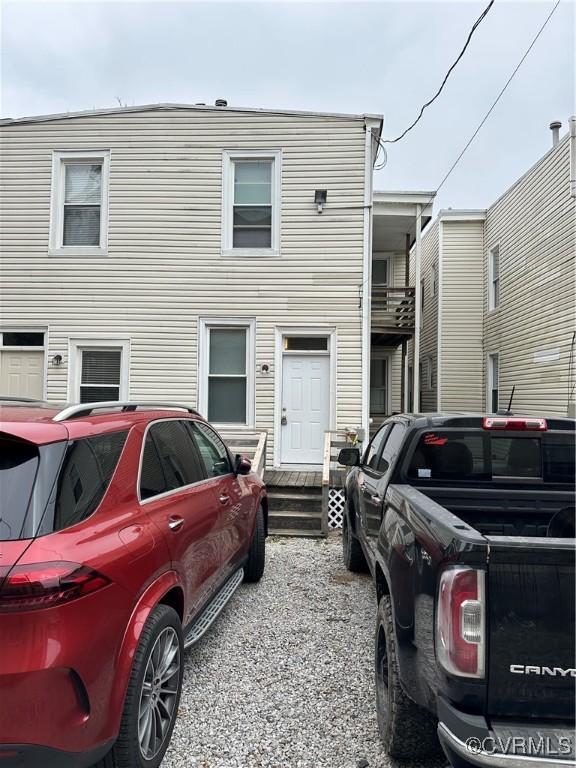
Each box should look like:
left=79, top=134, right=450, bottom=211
left=222, top=151, right=281, bottom=256
left=199, top=320, right=255, bottom=425
left=50, top=151, right=110, bottom=255
left=430, top=264, right=437, bottom=296
left=69, top=339, right=129, bottom=404
left=488, top=353, right=499, bottom=413
left=488, top=244, right=500, bottom=310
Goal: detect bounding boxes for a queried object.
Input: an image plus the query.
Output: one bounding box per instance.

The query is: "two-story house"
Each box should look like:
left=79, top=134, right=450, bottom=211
left=1, top=102, right=392, bottom=475
left=408, top=118, right=576, bottom=417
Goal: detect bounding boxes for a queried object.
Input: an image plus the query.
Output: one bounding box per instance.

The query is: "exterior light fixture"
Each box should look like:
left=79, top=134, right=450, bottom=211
left=314, top=189, right=327, bottom=213
left=51, top=354, right=63, bottom=367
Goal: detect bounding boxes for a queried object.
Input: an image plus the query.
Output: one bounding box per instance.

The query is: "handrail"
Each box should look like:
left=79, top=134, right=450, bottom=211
left=252, top=431, right=267, bottom=479
left=53, top=401, right=202, bottom=422
left=322, top=431, right=332, bottom=487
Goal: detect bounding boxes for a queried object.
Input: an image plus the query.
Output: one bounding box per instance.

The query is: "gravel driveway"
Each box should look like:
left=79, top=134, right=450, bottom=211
left=163, top=535, right=443, bottom=768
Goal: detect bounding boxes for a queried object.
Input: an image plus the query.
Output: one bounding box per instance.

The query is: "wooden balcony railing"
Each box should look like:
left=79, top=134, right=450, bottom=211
left=371, top=286, right=416, bottom=334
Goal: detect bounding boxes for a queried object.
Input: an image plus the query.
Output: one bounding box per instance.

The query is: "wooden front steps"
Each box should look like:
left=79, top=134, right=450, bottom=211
left=264, top=472, right=324, bottom=537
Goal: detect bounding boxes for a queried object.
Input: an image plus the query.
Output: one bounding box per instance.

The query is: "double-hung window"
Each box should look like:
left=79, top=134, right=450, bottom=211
left=50, top=151, right=110, bottom=255
left=222, top=150, right=281, bottom=256
left=69, top=338, right=129, bottom=404
left=199, top=319, right=255, bottom=425
left=488, top=244, right=500, bottom=310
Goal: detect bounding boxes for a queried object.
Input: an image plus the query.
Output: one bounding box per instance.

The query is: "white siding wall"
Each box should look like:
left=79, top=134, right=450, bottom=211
left=441, top=219, right=485, bottom=411
left=483, top=136, right=575, bottom=416
left=0, top=107, right=370, bottom=465
left=408, top=220, right=439, bottom=411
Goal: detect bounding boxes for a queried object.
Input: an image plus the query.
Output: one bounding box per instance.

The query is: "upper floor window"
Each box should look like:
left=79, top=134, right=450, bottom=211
left=50, top=151, right=110, bottom=256
left=222, top=150, right=281, bottom=257
left=488, top=244, right=500, bottom=310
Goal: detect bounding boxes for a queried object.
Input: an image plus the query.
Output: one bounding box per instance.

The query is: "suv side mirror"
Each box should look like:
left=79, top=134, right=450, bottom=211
left=338, top=447, right=360, bottom=467
left=234, top=455, right=252, bottom=476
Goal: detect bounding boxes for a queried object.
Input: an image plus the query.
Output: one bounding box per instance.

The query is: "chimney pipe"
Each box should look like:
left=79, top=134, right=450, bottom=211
left=215, top=99, right=227, bottom=107
left=550, top=120, right=562, bottom=147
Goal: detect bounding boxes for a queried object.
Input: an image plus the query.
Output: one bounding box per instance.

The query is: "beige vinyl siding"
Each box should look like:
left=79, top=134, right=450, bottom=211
left=483, top=135, right=575, bottom=416
left=441, top=219, right=484, bottom=411
left=0, top=107, right=369, bottom=465
left=408, top=220, right=439, bottom=411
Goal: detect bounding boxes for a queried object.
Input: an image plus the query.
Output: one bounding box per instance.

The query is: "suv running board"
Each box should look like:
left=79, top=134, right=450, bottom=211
left=184, top=568, right=244, bottom=649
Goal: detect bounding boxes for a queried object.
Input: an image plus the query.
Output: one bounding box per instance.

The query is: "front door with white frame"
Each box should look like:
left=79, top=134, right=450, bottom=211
left=281, top=339, right=330, bottom=465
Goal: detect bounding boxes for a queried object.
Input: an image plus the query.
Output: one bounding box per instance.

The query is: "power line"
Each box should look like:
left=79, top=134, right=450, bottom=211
left=367, top=0, right=562, bottom=286
left=383, top=0, right=495, bottom=144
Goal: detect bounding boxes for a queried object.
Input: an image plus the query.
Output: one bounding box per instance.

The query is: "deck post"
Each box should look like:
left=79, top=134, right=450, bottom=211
left=321, top=431, right=332, bottom=536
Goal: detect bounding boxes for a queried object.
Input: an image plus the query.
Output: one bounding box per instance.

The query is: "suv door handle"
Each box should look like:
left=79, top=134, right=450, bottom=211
left=168, top=516, right=184, bottom=531
left=219, top=494, right=230, bottom=505
left=371, top=494, right=383, bottom=505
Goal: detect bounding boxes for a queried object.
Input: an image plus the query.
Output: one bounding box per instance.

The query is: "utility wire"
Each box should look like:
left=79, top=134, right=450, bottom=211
left=365, top=0, right=561, bottom=291
left=383, top=0, right=495, bottom=144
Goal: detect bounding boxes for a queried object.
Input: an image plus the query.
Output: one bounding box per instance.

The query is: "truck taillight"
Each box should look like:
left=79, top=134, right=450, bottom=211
left=436, top=567, right=485, bottom=678
left=483, top=416, right=547, bottom=431
left=0, top=562, right=110, bottom=612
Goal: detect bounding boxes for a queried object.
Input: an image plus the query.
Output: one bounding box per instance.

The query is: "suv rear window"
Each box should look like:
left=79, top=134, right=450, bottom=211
left=54, top=431, right=128, bottom=531
left=0, top=430, right=127, bottom=541
left=406, top=430, right=575, bottom=485
left=0, top=435, right=40, bottom=540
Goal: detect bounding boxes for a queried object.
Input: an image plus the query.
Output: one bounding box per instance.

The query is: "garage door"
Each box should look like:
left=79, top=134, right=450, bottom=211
left=0, top=351, right=44, bottom=399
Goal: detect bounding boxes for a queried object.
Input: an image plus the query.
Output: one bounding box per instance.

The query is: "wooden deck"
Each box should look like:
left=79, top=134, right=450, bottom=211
left=264, top=470, right=322, bottom=488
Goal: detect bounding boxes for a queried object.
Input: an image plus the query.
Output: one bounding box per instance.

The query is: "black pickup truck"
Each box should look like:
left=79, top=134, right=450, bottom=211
left=338, top=413, right=575, bottom=768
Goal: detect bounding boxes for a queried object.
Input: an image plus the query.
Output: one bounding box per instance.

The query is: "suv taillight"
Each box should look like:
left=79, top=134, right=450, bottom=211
left=0, top=562, right=110, bottom=612
left=436, top=567, right=485, bottom=678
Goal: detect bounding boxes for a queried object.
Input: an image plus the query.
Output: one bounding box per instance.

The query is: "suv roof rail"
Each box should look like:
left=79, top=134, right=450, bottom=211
left=53, top=401, right=202, bottom=422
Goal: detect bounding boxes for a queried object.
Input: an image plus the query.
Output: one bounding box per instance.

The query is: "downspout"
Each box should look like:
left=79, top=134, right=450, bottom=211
left=361, top=119, right=379, bottom=446
left=413, top=204, right=422, bottom=411
left=437, top=220, right=443, bottom=411
left=570, top=115, right=576, bottom=198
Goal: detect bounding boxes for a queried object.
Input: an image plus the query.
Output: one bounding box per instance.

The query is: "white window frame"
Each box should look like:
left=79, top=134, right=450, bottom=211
left=221, top=149, right=281, bottom=258
left=198, top=318, right=256, bottom=427
left=49, top=150, right=110, bottom=256
left=430, top=263, right=437, bottom=297
left=488, top=243, right=500, bottom=311
left=426, top=355, right=433, bottom=389
left=487, top=352, right=499, bottom=413
left=372, top=254, right=392, bottom=286
left=68, top=337, right=130, bottom=403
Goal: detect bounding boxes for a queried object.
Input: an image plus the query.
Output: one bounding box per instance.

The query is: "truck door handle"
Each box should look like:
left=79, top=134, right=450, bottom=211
left=371, top=494, right=383, bottom=505
left=219, top=494, right=230, bottom=505
left=168, top=516, right=184, bottom=531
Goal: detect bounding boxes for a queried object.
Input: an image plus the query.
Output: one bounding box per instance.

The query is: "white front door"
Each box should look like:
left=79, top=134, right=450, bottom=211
left=281, top=355, right=330, bottom=465
left=0, top=351, right=44, bottom=399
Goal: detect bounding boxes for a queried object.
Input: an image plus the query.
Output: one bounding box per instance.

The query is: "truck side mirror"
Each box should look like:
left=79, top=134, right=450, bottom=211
left=338, top=447, right=360, bottom=467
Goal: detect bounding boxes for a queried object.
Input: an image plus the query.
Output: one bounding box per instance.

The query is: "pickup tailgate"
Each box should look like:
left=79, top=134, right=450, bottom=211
left=487, top=537, right=575, bottom=720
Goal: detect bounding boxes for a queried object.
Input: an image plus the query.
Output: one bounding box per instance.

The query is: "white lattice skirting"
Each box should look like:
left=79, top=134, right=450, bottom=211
left=328, top=489, right=345, bottom=529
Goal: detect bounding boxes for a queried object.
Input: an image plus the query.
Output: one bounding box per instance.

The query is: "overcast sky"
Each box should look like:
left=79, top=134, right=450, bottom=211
left=1, top=0, right=573, bottom=212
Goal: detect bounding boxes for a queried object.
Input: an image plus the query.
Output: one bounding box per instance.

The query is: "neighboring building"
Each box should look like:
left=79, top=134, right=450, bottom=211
left=1, top=101, right=394, bottom=468
left=409, top=119, right=576, bottom=417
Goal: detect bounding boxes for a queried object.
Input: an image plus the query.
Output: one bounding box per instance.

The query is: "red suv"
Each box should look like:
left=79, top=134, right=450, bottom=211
left=0, top=400, right=267, bottom=768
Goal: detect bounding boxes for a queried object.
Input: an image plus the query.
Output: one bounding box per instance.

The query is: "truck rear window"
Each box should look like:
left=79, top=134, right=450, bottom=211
left=407, top=431, right=574, bottom=484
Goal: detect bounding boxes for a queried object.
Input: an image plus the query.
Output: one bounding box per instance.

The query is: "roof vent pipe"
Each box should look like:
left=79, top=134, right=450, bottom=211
left=215, top=99, right=228, bottom=107
left=550, top=120, right=562, bottom=147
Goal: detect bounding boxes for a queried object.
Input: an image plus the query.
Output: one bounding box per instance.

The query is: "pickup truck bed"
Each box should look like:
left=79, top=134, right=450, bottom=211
left=340, top=414, right=575, bottom=768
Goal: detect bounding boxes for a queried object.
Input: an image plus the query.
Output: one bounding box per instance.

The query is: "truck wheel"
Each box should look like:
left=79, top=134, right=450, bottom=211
left=95, top=604, right=184, bottom=768
left=244, top=506, right=266, bottom=583
left=342, top=511, right=368, bottom=573
left=375, top=596, right=441, bottom=760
